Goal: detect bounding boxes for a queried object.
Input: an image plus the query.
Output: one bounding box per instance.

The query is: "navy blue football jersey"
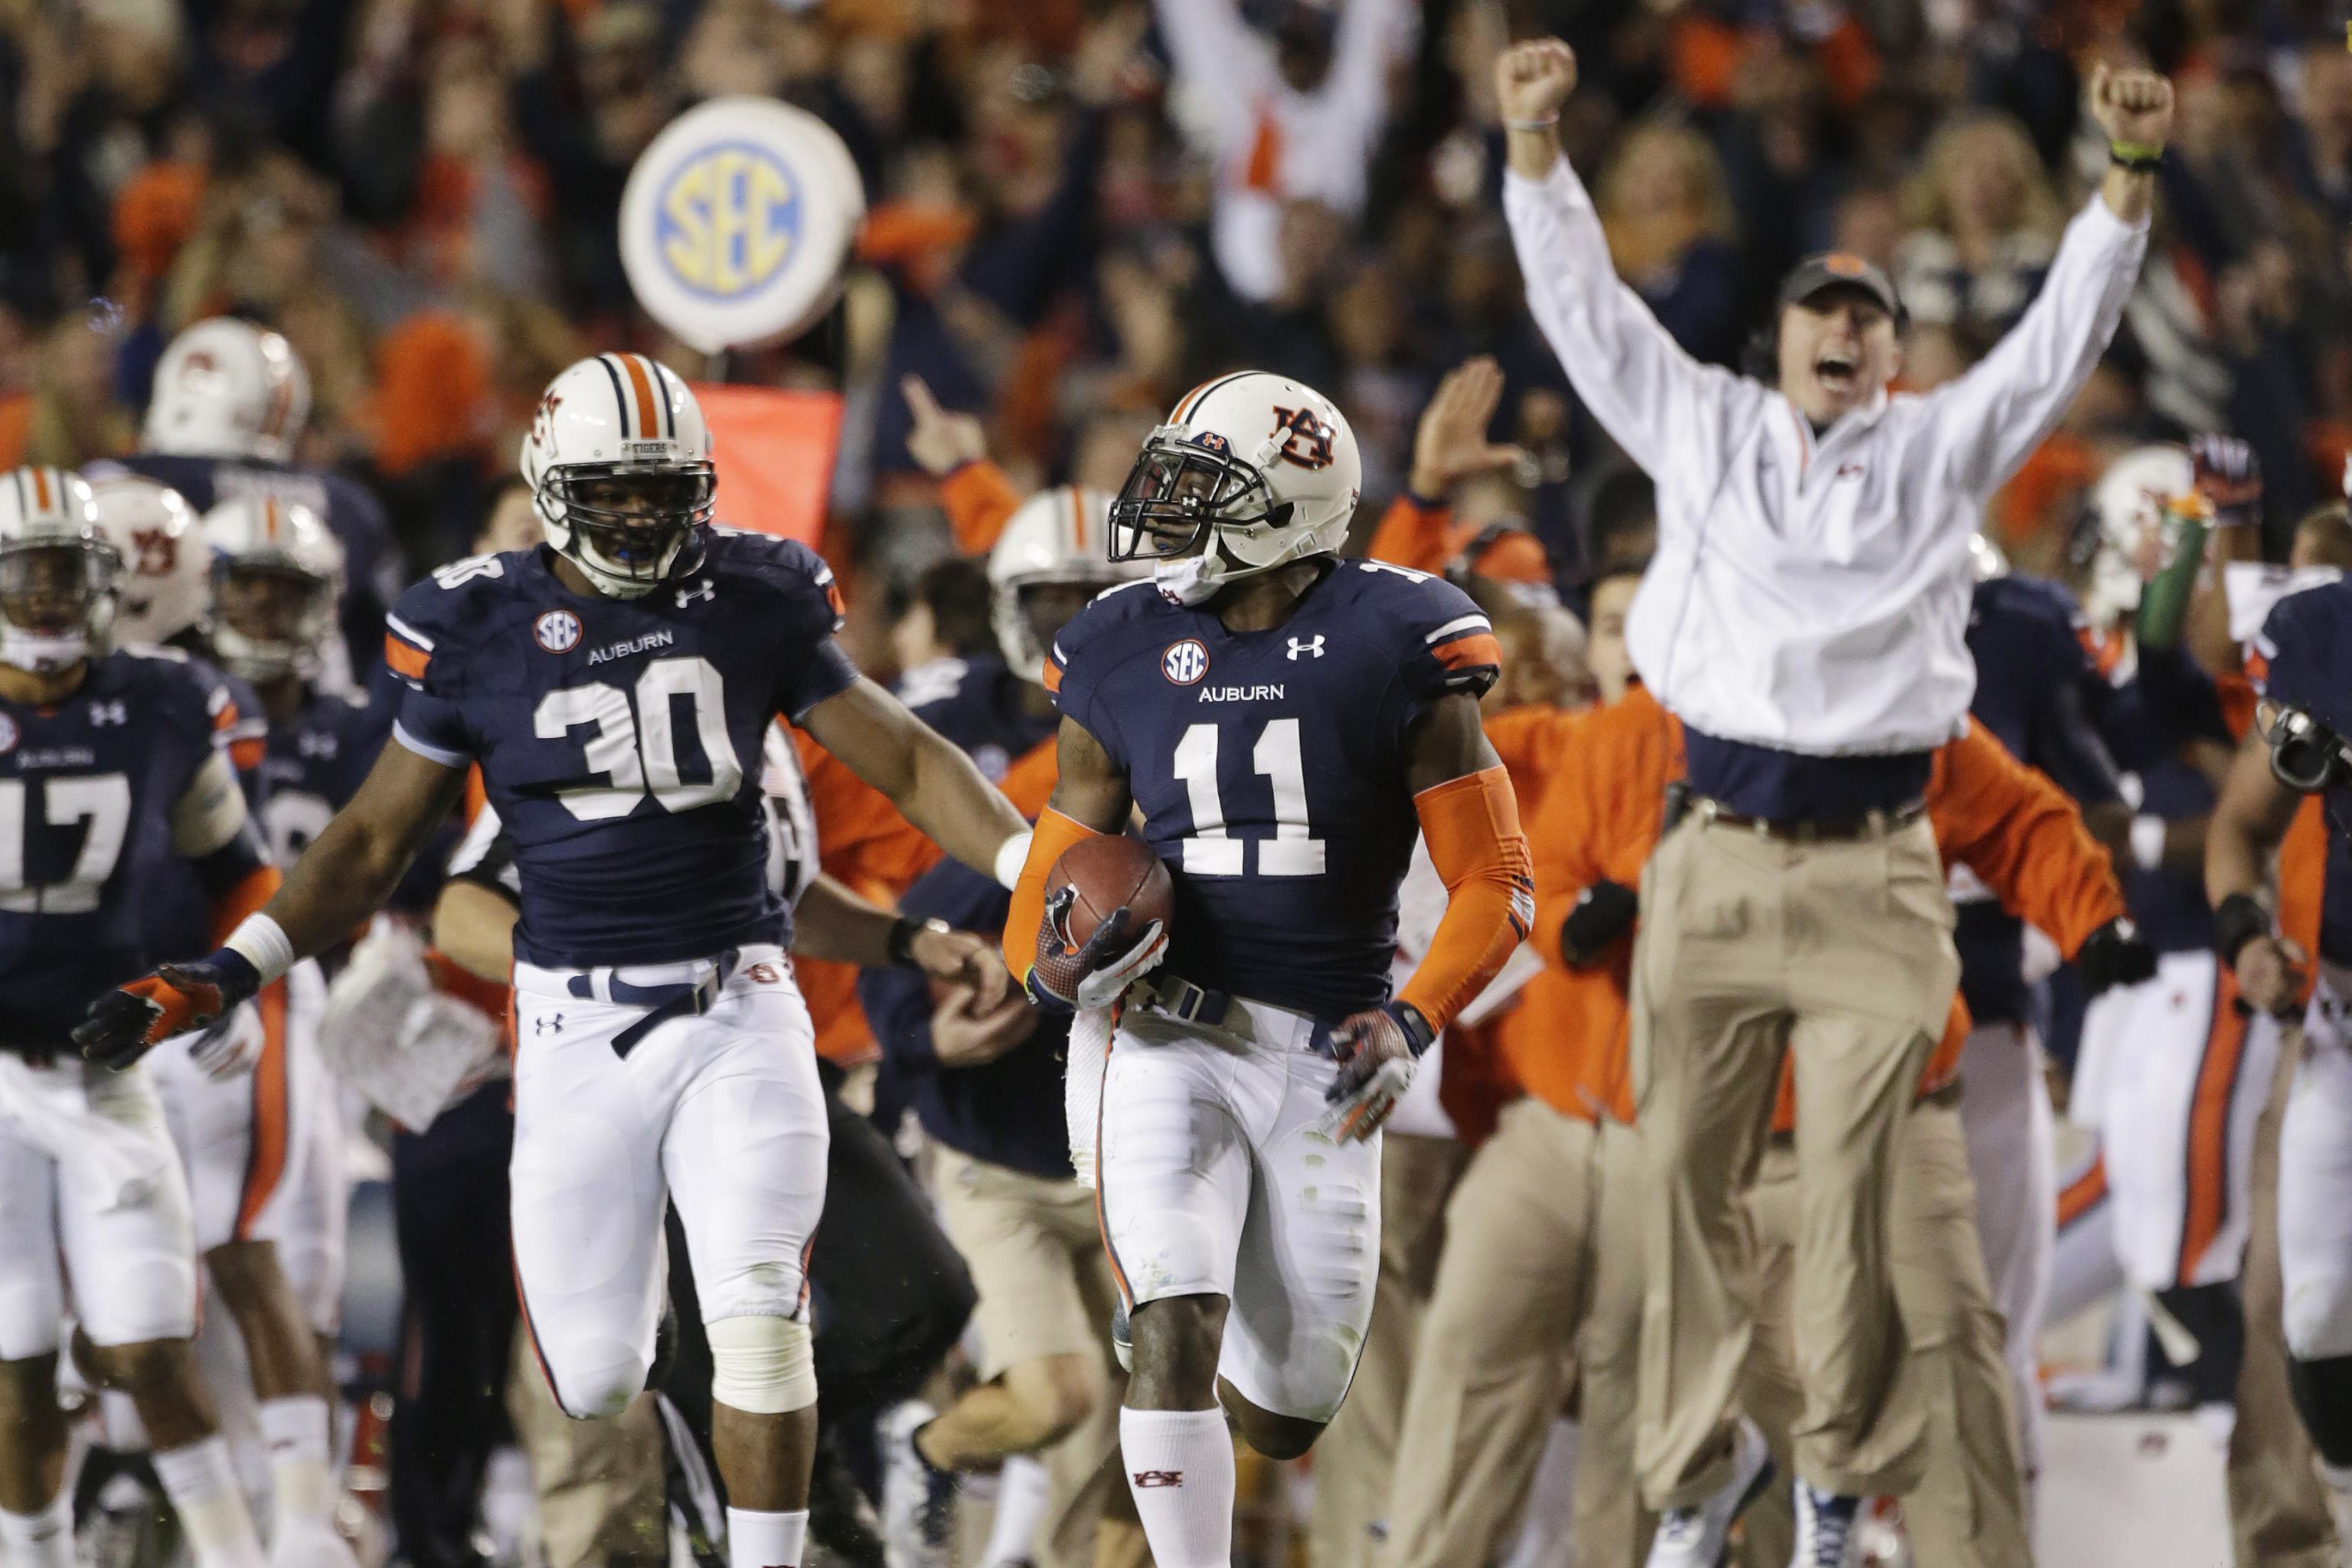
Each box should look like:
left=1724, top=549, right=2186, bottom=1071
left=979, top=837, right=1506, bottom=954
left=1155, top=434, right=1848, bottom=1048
left=1958, top=576, right=2125, bottom=1027
left=2096, top=642, right=2231, bottom=956
left=2252, top=579, right=2352, bottom=966
left=0, top=649, right=240, bottom=1049
left=142, top=656, right=270, bottom=967
left=109, top=452, right=400, bottom=688
left=258, top=688, right=378, bottom=864
left=1047, top=560, right=1502, bottom=1020
left=898, top=652, right=1056, bottom=782
left=386, top=531, right=858, bottom=969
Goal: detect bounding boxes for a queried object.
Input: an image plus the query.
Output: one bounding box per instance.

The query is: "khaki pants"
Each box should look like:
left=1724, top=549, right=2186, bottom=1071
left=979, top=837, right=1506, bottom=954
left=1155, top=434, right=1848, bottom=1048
left=2227, top=1021, right=2341, bottom=1568
left=1736, top=1091, right=2029, bottom=1568
left=932, top=1145, right=1126, bottom=1568
left=1379, top=1106, right=1595, bottom=1568
left=1308, top=1131, right=1470, bottom=1568
left=505, top=1330, right=668, bottom=1568
left=1632, top=813, right=1956, bottom=1507
left=1576, top=1119, right=1661, bottom=1568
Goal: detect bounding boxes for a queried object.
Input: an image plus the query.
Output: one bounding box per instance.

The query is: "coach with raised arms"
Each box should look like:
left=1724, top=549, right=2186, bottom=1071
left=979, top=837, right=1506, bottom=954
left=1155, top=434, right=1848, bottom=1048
left=1494, top=34, right=2171, bottom=1567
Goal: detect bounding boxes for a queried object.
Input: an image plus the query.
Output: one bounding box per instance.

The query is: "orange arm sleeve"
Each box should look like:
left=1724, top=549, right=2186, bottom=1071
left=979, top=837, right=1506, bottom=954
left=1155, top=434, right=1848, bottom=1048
left=1928, top=721, right=2125, bottom=958
left=1399, top=767, right=1534, bottom=1033
left=942, top=460, right=1023, bottom=556
left=210, top=864, right=283, bottom=948
left=1001, top=808, right=1108, bottom=979
left=1364, top=494, right=1463, bottom=575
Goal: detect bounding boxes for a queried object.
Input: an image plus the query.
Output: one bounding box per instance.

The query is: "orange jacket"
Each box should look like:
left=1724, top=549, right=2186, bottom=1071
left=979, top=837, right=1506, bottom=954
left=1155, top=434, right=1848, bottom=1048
left=1517, top=689, right=2126, bottom=1130
left=940, top=459, right=1022, bottom=557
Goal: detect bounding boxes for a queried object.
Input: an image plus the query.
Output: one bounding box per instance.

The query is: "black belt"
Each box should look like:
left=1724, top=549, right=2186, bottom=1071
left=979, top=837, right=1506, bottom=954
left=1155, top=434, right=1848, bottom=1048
left=1695, top=799, right=1926, bottom=844
left=569, top=951, right=736, bottom=1058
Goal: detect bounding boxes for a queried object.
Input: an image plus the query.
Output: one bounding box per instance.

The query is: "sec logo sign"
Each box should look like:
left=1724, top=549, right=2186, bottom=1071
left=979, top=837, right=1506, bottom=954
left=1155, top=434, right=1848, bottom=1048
left=1161, top=639, right=1209, bottom=685
left=534, top=609, right=583, bottom=653
left=657, top=143, right=799, bottom=300
left=620, top=97, right=865, bottom=354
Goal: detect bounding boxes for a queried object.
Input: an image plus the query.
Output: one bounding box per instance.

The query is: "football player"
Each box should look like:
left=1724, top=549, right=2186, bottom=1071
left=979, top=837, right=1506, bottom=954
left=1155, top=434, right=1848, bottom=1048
left=77, top=353, right=1031, bottom=1568
left=83, top=475, right=357, bottom=1565
left=2213, top=560, right=2352, bottom=1494
left=118, top=318, right=400, bottom=691
left=2069, top=442, right=2270, bottom=1419
left=1001, top=371, right=1534, bottom=1568
left=0, top=468, right=277, bottom=1568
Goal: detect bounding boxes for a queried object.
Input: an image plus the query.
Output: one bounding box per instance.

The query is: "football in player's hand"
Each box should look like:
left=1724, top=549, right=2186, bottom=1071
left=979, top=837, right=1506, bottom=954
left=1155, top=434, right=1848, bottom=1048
left=1050, top=834, right=1174, bottom=948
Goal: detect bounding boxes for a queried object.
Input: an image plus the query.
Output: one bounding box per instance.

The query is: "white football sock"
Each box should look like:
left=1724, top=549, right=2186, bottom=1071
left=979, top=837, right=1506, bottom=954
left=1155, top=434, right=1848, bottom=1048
left=726, top=1505, right=808, bottom=1568
left=0, top=1487, right=74, bottom=1568
left=1119, top=1407, right=1233, bottom=1568
left=98, top=1389, right=149, bottom=1451
left=152, top=1437, right=268, bottom=1568
left=978, top=1452, right=1051, bottom=1565
left=257, top=1395, right=335, bottom=1528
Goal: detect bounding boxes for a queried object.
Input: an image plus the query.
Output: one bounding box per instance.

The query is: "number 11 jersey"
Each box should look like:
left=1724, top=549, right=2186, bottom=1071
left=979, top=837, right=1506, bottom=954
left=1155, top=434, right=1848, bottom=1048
left=385, top=531, right=858, bottom=969
left=1047, top=560, right=1502, bottom=1020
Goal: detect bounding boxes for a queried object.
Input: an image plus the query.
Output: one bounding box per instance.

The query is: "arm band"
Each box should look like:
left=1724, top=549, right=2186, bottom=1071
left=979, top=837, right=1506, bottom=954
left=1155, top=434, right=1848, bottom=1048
left=1001, top=809, right=1106, bottom=978
left=2214, top=891, right=2273, bottom=969
left=1398, top=766, right=1535, bottom=1034
left=223, top=911, right=297, bottom=986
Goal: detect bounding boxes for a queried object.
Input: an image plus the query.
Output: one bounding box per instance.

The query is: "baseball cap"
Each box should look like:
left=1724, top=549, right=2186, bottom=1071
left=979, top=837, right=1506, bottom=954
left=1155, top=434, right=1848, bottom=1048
left=1777, top=253, right=1906, bottom=328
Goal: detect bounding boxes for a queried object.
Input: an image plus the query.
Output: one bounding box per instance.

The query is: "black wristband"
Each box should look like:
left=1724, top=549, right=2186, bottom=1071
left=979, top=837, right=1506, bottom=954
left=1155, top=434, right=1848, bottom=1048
left=2214, top=892, right=2272, bottom=969
left=888, top=916, right=946, bottom=969
left=2109, top=148, right=2163, bottom=175
left=1392, top=1001, right=1436, bottom=1057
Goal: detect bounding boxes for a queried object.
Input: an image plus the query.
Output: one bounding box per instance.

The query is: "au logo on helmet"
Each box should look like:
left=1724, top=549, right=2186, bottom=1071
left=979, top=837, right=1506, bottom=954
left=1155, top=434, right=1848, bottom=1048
left=620, top=98, right=867, bottom=355
left=1271, top=406, right=1336, bottom=471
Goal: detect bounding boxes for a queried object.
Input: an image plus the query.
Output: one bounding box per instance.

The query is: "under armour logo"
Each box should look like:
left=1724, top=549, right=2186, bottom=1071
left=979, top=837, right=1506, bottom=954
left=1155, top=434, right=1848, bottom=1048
left=535, top=1014, right=564, bottom=1036
left=1287, top=635, right=1325, bottom=661
left=299, top=730, right=338, bottom=759
left=1131, top=1469, right=1184, bottom=1488
left=675, top=579, right=715, bottom=609
left=89, top=701, right=127, bottom=726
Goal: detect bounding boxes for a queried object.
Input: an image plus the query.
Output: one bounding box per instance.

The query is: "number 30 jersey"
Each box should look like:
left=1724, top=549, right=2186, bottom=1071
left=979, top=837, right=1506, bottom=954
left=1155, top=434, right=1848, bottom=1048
left=386, top=530, right=858, bottom=969
left=1047, top=560, right=1501, bottom=1020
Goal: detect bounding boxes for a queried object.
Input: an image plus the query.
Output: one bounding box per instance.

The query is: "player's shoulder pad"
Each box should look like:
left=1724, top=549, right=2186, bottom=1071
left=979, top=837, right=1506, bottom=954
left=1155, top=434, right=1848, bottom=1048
left=1335, top=559, right=1503, bottom=697
left=1050, top=577, right=1163, bottom=671
left=386, top=550, right=528, bottom=687
left=2252, top=576, right=2352, bottom=710
left=104, top=644, right=231, bottom=738
left=703, top=527, right=846, bottom=629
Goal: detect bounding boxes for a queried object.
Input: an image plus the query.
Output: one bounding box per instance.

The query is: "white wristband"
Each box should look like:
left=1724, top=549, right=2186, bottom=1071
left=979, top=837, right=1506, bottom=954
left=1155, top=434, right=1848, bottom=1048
left=2129, top=814, right=2167, bottom=874
left=993, top=830, right=1034, bottom=892
left=224, top=913, right=296, bottom=985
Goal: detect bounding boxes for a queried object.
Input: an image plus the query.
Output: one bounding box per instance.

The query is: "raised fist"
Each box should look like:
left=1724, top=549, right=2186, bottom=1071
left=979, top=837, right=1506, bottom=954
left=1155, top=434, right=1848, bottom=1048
left=1494, top=38, right=1576, bottom=126
left=2089, top=64, right=2175, bottom=150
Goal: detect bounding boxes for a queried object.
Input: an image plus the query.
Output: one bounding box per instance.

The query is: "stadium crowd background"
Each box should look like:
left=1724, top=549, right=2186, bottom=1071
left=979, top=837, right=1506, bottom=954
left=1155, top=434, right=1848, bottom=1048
left=10, top=0, right=2352, bottom=1562
left=7, top=0, right=2352, bottom=637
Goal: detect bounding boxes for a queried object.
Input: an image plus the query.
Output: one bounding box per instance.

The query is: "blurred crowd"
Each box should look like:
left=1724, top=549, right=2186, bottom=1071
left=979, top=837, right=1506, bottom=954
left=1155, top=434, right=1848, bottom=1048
left=5, top=0, right=2352, bottom=645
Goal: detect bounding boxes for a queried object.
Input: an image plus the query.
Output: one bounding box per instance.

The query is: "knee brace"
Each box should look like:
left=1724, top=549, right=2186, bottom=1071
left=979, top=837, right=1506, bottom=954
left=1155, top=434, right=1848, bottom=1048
left=2288, top=1354, right=2352, bottom=1469
left=706, top=1315, right=816, bottom=1415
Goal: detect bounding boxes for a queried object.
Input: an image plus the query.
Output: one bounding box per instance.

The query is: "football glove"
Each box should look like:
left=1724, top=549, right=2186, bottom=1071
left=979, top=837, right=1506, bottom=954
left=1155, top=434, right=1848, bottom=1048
left=1560, top=879, right=1638, bottom=966
left=2189, top=434, right=2261, bottom=525
left=1313, top=1001, right=1435, bottom=1144
left=1026, top=889, right=1167, bottom=1014
left=76, top=949, right=261, bottom=1071
left=2076, top=917, right=2158, bottom=999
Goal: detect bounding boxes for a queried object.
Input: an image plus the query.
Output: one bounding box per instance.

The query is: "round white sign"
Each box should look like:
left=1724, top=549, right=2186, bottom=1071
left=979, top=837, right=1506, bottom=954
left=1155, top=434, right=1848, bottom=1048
left=619, top=96, right=866, bottom=354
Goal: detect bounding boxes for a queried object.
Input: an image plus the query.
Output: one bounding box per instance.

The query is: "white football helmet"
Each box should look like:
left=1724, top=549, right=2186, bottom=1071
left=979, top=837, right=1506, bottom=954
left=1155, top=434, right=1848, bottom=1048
left=86, top=473, right=207, bottom=646
left=2084, top=444, right=2195, bottom=629
left=1110, top=371, right=1362, bottom=605
left=521, top=353, right=714, bottom=599
left=0, top=467, right=119, bottom=675
left=201, top=494, right=346, bottom=683
left=142, top=318, right=312, bottom=463
left=988, top=485, right=1149, bottom=684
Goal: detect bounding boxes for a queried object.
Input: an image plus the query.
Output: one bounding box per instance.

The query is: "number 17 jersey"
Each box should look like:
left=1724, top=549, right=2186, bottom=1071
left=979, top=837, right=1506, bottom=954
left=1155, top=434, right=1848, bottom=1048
left=386, top=531, right=858, bottom=969
left=1047, top=560, right=1501, bottom=1020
